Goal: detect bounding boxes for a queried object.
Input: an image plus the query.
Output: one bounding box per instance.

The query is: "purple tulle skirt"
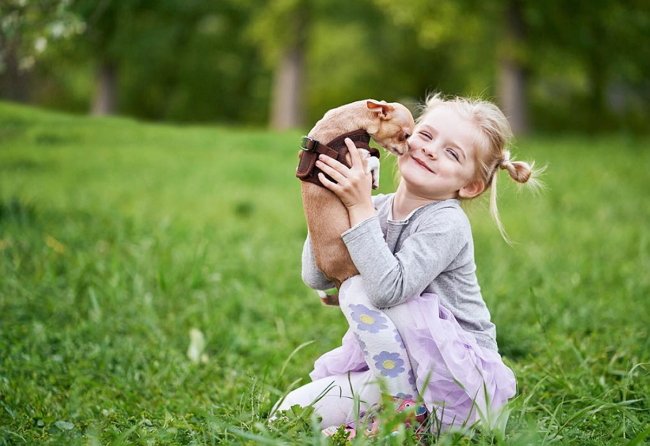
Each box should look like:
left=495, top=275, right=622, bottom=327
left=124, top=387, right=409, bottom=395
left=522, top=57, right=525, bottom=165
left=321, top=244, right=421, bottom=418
left=310, top=292, right=517, bottom=428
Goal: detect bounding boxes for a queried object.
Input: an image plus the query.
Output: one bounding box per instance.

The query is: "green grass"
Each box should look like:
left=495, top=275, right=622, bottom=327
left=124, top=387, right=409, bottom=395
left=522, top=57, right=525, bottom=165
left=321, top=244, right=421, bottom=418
left=1, top=101, right=649, bottom=445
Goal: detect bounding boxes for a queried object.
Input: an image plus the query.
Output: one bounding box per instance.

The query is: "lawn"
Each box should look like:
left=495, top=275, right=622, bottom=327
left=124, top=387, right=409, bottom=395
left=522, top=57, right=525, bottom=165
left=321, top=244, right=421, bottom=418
left=1, top=102, right=649, bottom=445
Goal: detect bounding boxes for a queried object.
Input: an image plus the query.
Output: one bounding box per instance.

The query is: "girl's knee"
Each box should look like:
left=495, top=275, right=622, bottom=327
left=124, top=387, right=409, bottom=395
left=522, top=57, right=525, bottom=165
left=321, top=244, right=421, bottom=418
left=273, top=388, right=307, bottom=414
left=339, top=275, right=369, bottom=307
left=272, top=378, right=333, bottom=416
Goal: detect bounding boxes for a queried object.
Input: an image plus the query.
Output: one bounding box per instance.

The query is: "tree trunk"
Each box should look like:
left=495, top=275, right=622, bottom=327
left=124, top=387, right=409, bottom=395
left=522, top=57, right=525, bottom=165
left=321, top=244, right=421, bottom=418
left=0, top=37, right=29, bottom=102
left=269, top=9, right=307, bottom=130
left=270, top=47, right=304, bottom=130
left=91, top=60, right=118, bottom=115
left=586, top=20, right=608, bottom=130
left=497, top=0, right=529, bottom=135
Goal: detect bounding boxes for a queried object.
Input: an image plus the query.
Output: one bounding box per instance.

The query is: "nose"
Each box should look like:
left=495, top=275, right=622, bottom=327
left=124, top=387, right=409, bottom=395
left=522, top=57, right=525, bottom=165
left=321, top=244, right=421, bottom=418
left=421, top=145, right=437, bottom=159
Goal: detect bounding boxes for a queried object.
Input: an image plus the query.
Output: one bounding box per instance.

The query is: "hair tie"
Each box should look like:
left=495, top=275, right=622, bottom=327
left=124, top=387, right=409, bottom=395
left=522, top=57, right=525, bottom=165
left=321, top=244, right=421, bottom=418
left=499, top=151, right=512, bottom=169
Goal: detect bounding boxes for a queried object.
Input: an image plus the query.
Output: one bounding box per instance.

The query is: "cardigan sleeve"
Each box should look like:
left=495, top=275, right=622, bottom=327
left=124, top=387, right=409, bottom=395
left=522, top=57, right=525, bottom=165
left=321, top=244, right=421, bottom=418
left=341, top=207, right=468, bottom=308
left=301, top=234, right=336, bottom=290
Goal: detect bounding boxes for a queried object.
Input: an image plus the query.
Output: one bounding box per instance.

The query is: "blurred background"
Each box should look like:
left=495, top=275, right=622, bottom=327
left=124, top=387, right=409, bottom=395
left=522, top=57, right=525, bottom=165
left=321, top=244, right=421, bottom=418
left=1, top=0, right=649, bottom=134
left=2, top=2, right=650, bottom=443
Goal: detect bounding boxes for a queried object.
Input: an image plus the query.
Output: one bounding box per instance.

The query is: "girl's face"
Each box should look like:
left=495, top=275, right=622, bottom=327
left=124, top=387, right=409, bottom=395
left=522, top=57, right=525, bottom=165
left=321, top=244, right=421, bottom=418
left=398, top=105, right=485, bottom=201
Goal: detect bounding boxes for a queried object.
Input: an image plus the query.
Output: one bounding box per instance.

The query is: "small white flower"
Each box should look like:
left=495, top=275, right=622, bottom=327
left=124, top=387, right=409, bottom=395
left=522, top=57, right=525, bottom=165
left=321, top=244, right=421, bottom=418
left=187, top=328, right=208, bottom=364
left=54, top=420, right=74, bottom=430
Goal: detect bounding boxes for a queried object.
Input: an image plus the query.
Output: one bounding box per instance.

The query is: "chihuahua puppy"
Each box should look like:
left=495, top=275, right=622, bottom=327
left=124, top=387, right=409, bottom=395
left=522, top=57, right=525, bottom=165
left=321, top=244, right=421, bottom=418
left=298, top=100, right=414, bottom=300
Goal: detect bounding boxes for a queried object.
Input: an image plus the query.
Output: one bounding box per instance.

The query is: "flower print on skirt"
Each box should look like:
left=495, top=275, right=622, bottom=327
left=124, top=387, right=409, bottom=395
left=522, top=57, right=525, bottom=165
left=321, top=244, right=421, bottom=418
left=311, top=292, right=516, bottom=429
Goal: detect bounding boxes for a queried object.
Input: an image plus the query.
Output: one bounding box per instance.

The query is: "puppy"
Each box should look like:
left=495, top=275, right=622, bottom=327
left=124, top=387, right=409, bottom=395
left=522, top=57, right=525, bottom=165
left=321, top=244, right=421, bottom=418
left=297, top=100, right=414, bottom=300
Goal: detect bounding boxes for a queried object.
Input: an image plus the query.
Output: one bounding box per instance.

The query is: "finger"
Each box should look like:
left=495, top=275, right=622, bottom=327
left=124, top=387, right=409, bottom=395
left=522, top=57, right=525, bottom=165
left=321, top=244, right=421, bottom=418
left=345, top=138, right=363, bottom=168
left=318, top=172, right=340, bottom=192
left=318, top=154, right=349, bottom=174
left=316, top=160, right=347, bottom=184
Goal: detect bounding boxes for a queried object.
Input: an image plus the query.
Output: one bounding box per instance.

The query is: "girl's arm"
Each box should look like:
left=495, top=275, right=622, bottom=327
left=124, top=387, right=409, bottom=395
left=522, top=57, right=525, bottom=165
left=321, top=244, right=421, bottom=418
left=301, top=234, right=336, bottom=290
left=315, top=139, right=468, bottom=307
left=342, top=206, right=468, bottom=308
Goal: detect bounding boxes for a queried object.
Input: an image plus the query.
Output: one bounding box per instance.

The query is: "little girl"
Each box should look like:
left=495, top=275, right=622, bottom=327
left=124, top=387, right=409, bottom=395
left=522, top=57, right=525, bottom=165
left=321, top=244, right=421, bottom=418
left=274, top=94, right=536, bottom=434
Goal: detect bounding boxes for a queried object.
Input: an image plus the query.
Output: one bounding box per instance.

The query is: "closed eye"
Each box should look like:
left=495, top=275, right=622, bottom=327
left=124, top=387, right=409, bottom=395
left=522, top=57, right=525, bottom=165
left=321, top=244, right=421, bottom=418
left=418, top=131, right=432, bottom=140
left=446, top=148, right=460, bottom=161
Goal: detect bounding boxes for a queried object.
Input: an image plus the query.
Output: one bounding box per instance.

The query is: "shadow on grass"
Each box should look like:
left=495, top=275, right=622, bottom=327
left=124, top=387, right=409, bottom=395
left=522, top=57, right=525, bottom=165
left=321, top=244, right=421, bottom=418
left=0, top=196, right=37, bottom=225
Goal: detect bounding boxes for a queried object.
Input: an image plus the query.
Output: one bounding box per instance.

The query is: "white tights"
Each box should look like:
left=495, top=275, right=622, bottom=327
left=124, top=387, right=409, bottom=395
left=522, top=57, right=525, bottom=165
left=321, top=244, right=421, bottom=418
left=273, top=276, right=417, bottom=428
left=272, top=370, right=381, bottom=427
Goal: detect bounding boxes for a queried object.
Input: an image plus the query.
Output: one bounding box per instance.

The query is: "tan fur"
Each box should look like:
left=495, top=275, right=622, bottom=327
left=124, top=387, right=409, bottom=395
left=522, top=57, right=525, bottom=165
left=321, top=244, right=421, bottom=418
left=301, top=100, right=414, bottom=288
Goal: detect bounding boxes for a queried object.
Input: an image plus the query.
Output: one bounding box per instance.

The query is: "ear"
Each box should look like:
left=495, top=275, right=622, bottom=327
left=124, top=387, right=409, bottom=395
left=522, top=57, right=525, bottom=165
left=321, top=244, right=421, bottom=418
left=366, top=100, right=395, bottom=120
left=458, top=179, right=485, bottom=199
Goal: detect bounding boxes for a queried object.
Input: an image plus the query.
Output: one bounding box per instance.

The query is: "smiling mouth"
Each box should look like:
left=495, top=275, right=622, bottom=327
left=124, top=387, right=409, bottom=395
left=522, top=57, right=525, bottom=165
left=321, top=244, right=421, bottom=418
left=412, top=156, right=434, bottom=173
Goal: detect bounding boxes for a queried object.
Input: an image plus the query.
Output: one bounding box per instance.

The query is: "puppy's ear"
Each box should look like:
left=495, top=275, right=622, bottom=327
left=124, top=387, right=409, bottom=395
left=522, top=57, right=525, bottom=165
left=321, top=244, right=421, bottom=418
left=367, top=100, right=395, bottom=120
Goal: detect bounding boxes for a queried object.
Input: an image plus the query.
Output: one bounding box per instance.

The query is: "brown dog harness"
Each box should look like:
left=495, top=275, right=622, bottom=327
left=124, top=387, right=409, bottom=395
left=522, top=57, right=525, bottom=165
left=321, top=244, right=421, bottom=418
left=296, top=129, right=380, bottom=189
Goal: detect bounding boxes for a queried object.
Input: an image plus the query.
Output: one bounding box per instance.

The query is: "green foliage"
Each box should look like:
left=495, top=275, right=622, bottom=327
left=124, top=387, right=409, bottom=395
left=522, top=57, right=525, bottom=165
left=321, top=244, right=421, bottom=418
left=520, top=0, right=650, bottom=132
left=3, top=0, right=650, bottom=130
left=246, top=0, right=310, bottom=67
left=1, top=103, right=649, bottom=444
left=0, top=0, right=83, bottom=72
left=29, top=0, right=271, bottom=123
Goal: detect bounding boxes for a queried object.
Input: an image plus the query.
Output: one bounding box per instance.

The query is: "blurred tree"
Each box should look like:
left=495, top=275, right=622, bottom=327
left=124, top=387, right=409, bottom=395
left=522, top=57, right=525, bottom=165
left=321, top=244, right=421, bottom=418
left=153, top=1, right=270, bottom=124
left=0, top=0, right=83, bottom=102
left=525, top=0, right=650, bottom=131
left=373, top=0, right=532, bottom=134
left=374, top=0, right=650, bottom=133
left=71, top=0, right=150, bottom=115
left=497, top=0, right=529, bottom=134
left=303, top=1, right=446, bottom=121
left=247, top=0, right=447, bottom=128
left=64, top=0, right=268, bottom=121
left=247, top=0, right=310, bottom=130
left=7, top=0, right=648, bottom=132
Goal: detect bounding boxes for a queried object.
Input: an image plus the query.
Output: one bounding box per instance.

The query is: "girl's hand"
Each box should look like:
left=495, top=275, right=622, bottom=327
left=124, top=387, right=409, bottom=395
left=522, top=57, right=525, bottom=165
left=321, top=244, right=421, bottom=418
left=316, top=138, right=376, bottom=226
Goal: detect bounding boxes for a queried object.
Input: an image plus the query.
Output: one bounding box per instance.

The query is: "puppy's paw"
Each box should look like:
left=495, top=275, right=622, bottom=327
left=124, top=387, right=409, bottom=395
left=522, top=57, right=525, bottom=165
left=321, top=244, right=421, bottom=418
left=366, top=157, right=380, bottom=189
left=357, top=149, right=380, bottom=189
left=317, top=290, right=340, bottom=306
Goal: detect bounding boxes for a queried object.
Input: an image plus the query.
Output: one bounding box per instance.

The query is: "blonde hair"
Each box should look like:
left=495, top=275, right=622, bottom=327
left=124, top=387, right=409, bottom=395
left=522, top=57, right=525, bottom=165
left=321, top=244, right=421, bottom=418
left=418, top=93, right=540, bottom=242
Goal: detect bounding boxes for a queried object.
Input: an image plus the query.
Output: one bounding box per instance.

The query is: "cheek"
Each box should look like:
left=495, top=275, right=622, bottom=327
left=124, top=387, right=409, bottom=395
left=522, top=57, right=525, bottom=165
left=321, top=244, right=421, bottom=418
left=400, top=157, right=425, bottom=178
left=398, top=156, right=415, bottom=174
left=461, top=160, right=480, bottom=181
left=406, top=139, right=419, bottom=153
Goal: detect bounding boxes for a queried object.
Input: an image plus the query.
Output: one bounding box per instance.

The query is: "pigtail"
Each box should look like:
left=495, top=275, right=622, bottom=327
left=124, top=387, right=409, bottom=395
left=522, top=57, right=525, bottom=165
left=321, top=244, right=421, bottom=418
left=490, top=151, right=543, bottom=244
left=499, top=151, right=544, bottom=191
left=499, top=150, right=529, bottom=183
left=417, top=93, right=542, bottom=243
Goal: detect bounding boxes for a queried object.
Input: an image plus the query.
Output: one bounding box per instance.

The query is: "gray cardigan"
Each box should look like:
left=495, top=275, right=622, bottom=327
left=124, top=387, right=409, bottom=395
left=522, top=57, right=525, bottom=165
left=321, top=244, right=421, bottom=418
left=302, top=194, right=498, bottom=351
